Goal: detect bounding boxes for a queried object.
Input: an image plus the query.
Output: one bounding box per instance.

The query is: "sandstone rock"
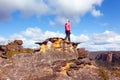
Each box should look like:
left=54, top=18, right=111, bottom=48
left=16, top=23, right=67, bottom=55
left=0, top=52, right=119, bottom=80
left=0, top=40, right=30, bottom=58
left=0, top=38, right=119, bottom=80
left=14, top=40, right=23, bottom=45
left=77, top=48, right=88, bottom=59
left=0, top=53, right=54, bottom=80
left=0, top=51, right=2, bottom=57
left=35, top=37, right=88, bottom=61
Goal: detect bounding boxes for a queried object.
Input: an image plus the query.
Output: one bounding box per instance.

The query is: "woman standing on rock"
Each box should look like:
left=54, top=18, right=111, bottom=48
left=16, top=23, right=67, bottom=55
left=65, top=19, right=71, bottom=42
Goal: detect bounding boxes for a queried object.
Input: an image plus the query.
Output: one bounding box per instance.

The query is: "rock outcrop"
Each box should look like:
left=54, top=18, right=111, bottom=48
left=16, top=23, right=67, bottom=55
left=0, top=40, right=33, bottom=59
left=0, top=40, right=23, bottom=58
left=35, top=37, right=88, bottom=61
left=0, top=51, right=120, bottom=80
left=0, top=38, right=120, bottom=80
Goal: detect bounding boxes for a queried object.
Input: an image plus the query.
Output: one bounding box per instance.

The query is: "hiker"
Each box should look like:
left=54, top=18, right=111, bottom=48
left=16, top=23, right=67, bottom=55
left=65, top=19, right=71, bottom=42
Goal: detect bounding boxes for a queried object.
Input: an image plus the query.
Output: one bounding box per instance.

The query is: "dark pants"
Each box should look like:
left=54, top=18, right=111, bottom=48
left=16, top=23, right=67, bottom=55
left=65, top=31, right=71, bottom=42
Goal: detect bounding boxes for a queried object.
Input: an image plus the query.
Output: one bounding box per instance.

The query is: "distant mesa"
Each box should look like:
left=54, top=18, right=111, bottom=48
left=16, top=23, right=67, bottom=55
left=90, top=51, right=120, bottom=68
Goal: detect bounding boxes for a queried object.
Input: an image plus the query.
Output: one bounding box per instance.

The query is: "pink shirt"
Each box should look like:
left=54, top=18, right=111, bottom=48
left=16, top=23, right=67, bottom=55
left=65, top=22, right=71, bottom=31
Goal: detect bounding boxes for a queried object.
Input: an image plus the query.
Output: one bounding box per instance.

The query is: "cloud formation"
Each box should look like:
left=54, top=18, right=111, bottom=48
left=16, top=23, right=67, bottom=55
left=0, top=0, right=103, bottom=22
left=91, top=30, right=120, bottom=45
left=0, top=27, right=120, bottom=51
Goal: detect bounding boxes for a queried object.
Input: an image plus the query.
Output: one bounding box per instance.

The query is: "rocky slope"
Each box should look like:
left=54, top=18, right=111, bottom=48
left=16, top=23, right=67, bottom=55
left=0, top=52, right=120, bottom=80
left=0, top=38, right=120, bottom=80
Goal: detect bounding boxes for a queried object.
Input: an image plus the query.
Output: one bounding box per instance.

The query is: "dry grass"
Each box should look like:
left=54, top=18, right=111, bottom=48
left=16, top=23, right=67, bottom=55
left=6, top=48, right=33, bottom=58
left=110, top=70, right=120, bottom=78
left=98, top=67, right=109, bottom=80
left=6, top=50, right=19, bottom=58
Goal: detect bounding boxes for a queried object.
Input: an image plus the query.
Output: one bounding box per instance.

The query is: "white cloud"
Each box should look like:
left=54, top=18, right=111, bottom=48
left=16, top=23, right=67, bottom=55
left=71, top=34, right=89, bottom=42
left=0, top=0, right=50, bottom=21
left=13, top=27, right=89, bottom=48
left=23, top=39, right=39, bottom=49
left=21, top=28, right=120, bottom=51
left=48, top=0, right=102, bottom=15
left=0, top=37, right=7, bottom=45
left=0, top=37, right=6, bottom=41
left=91, top=30, right=120, bottom=45
left=91, top=9, right=103, bottom=17
left=22, top=27, right=65, bottom=41
left=44, top=31, right=64, bottom=38
left=84, top=44, right=120, bottom=51
left=10, top=34, right=26, bottom=41
left=48, top=0, right=103, bottom=22
left=1, top=27, right=120, bottom=51
left=22, top=27, right=42, bottom=39
left=0, top=0, right=103, bottom=22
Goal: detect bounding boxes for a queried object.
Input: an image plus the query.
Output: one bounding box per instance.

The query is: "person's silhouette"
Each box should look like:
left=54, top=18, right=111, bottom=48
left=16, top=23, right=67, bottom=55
left=65, top=19, right=71, bottom=42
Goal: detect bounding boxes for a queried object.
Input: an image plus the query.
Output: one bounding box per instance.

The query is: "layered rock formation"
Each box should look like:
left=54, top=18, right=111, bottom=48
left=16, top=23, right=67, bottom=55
left=35, top=37, right=88, bottom=61
left=0, top=50, right=120, bottom=80
left=0, top=40, right=33, bottom=59
left=95, top=51, right=120, bottom=66
left=0, top=40, right=23, bottom=58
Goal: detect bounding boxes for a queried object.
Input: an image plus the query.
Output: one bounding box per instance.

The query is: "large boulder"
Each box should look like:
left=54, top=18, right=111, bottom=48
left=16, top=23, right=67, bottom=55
left=14, top=40, right=23, bottom=45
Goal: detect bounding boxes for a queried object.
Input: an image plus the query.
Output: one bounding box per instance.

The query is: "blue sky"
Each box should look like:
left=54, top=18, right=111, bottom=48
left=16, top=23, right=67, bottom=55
left=0, top=0, right=120, bottom=51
